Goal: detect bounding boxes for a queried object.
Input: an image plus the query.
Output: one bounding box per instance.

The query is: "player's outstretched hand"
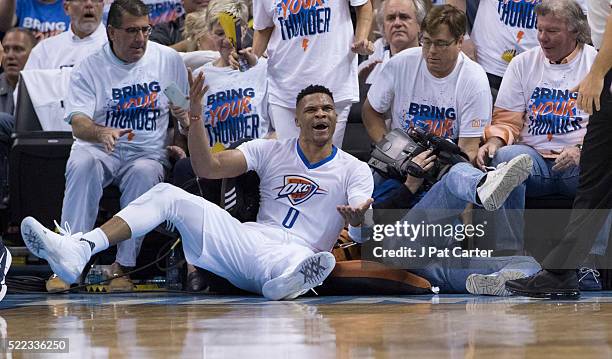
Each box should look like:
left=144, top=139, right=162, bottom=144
left=337, top=198, right=374, bottom=227
left=96, top=127, right=132, bottom=153
left=187, top=68, right=208, bottom=116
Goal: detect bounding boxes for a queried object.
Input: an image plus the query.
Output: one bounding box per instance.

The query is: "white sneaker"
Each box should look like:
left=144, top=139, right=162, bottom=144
left=262, top=252, right=335, bottom=301
left=466, top=270, right=527, bottom=296
left=21, top=217, right=91, bottom=284
left=0, top=244, right=12, bottom=301
left=477, top=154, right=533, bottom=211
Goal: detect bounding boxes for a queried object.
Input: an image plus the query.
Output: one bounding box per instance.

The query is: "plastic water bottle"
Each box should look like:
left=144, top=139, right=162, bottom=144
left=86, top=265, right=103, bottom=285
left=166, top=247, right=182, bottom=291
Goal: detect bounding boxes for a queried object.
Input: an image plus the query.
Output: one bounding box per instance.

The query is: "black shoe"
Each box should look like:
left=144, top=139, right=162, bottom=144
left=505, top=269, right=580, bottom=299
left=186, top=270, right=208, bottom=292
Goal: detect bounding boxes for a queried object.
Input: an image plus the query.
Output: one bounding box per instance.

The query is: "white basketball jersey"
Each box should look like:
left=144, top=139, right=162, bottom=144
left=238, top=138, right=373, bottom=252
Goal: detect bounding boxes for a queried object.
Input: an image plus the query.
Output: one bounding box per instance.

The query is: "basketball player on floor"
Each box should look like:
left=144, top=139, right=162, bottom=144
left=20, top=75, right=375, bottom=300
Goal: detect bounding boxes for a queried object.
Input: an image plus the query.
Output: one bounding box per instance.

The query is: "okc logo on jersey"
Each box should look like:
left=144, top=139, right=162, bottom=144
left=275, top=175, right=327, bottom=206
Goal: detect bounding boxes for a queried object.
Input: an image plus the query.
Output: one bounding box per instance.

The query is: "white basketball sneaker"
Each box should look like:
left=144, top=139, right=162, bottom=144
left=466, top=271, right=528, bottom=296
left=262, top=252, right=336, bottom=301
left=0, top=243, right=12, bottom=301
left=477, top=154, right=533, bottom=211
left=21, top=217, right=91, bottom=284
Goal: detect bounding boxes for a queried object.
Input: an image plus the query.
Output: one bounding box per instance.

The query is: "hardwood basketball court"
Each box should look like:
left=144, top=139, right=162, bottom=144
left=0, top=292, right=611, bottom=358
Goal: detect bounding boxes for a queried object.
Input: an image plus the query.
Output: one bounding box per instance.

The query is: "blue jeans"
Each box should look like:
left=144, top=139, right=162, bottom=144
left=414, top=162, right=482, bottom=211
left=492, top=144, right=610, bottom=255
left=386, top=163, right=541, bottom=293
left=411, top=255, right=541, bottom=293
left=373, top=162, right=482, bottom=213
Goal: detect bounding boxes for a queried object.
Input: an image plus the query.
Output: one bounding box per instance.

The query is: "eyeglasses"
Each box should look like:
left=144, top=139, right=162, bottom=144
left=421, top=37, right=457, bottom=49
left=115, top=25, right=153, bottom=37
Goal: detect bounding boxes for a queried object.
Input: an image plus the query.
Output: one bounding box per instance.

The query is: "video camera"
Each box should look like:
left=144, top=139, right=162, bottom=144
left=368, top=127, right=469, bottom=186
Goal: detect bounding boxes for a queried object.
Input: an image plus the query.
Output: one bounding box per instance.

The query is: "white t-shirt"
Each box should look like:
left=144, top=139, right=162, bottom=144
left=495, top=45, right=597, bottom=152
left=471, top=0, right=587, bottom=77
left=20, top=68, right=73, bottom=131
left=65, top=41, right=188, bottom=159
left=179, top=50, right=220, bottom=70
left=253, top=0, right=365, bottom=108
left=368, top=48, right=491, bottom=141
left=587, top=0, right=612, bottom=49
left=24, top=24, right=108, bottom=70
left=238, top=138, right=373, bottom=252
left=193, top=59, right=270, bottom=151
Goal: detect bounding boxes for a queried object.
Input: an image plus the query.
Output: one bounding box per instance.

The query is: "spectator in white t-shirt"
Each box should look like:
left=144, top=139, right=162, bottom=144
left=364, top=4, right=491, bottom=162
left=363, top=4, right=491, bottom=203
left=359, top=0, right=427, bottom=85
left=448, top=0, right=587, bottom=98
left=20, top=0, right=107, bottom=293
left=251, top=0, right=374, bottom=148
left=58, top=0, right=189, bottom=292
left=24, top=0, right=107, bottom=70
left=475, top=0, right=610, bottom=278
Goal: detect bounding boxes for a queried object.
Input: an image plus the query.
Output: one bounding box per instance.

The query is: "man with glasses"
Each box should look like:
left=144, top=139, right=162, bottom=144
left=362, top=4, right=491, bottom=203
left=19, top=0, right=110, bottom=292
left=56, top=0, right=188, bottom=291
left=24, top=0, right=107, bottom=70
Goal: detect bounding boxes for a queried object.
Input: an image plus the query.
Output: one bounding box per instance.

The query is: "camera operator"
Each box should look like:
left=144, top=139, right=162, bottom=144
left=370, top=129, right=541, bottom=295
left=371, top=129, right=532, bottom=215
left=362, top=5, right=491, bottom=203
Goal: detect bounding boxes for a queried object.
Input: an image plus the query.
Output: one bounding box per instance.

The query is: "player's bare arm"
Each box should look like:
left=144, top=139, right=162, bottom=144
left=187, top=69, right=248, bottom=179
